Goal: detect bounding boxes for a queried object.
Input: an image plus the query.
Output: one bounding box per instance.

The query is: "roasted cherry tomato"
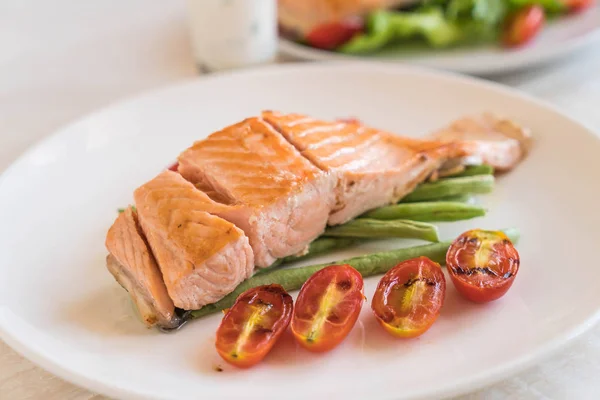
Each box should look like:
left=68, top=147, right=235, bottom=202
left=503, top=5, right=545, bottom=48
left=305, top=20, right=363, bottom=50
left=371, top=257, right=446, bottom=338
left=291, top=264, right=364, bottom=352
left=563, top=0, right=595, bottom=12
left=167, top=162, right=179, bottom=171
left=215, top=284, right=293, bottom=368
left=446, top=229, right=520, bottom=303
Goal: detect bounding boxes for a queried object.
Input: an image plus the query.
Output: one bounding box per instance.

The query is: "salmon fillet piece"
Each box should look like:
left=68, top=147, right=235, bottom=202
left=263, top=111, right=463, bottom=225
left=134, top=171, right=254, bottom=310
left=105, top=207, right=180, bottom=328
left=429, top=114, right=532, bottom=172
left=178, top=117, right=336, bottom=268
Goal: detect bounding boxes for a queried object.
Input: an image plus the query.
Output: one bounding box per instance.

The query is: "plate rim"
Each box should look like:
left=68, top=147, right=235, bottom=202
left=1, top=61, right=600, bottom=400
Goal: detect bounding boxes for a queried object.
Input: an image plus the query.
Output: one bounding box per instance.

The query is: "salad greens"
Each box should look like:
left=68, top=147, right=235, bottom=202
left=338, top=0, right=567, bottom=53
left=340, top=8, right=462, bottom=52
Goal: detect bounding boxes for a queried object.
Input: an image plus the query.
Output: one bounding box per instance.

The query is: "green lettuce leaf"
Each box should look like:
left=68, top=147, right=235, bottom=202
left=340, top=8, right=462, bottom=53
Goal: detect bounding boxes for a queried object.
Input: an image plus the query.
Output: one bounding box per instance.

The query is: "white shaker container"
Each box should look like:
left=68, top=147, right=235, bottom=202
left=186, top=0, right=278, bottom=72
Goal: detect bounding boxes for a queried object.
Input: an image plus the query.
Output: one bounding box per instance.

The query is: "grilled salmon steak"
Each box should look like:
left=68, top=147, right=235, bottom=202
left=133, top=171, right=254, bottom=310
left=106, top=111, right=531, bottom=326
left=178, top=117, right=336, bottom=267
left=105, top=207, right=180, bottom=328
left=262, top=111, right=465, bottom=225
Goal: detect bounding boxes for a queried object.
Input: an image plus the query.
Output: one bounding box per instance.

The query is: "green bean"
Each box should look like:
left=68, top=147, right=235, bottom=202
left=189, top=228, right=520, bottom=319
left=398, top=164, right=493, bottom=203
left=255, top=237, right=358, bottom=276
left=402, top=175, right=494, bottom=202
left=450, top=164, right=494, bottom=178
left=362, top=201, right=485, bottom=221
left=401, top=194, right=472, bottom=203
left=434, top=194, right=472, bottom=202
left=323, top=218, right=439, bottom=242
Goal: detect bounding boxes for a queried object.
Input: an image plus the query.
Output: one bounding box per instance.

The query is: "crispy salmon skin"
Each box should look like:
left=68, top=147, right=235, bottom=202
left=105, top=207, right=180, bottom=328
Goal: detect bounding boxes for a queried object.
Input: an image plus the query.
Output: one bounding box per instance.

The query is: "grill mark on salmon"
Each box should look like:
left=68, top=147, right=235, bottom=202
left=178, top=117, right=336, bottom=268
left=134, top=171, right=254, bottom=310
left=105, top=207, right=180, bottom=328
left=263, top=111, right=464, bottom=225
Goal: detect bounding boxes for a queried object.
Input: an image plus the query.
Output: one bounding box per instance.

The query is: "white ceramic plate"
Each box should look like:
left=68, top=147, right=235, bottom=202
left=1, top=62, right=600, bottom=400
left=279, top=6, right=600, bottom=75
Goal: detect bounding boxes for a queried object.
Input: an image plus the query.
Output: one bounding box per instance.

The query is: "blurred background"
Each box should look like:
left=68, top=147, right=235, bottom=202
left=1, top=0, right=599, bottom=399
left=1, top=0, right=598, bottom=176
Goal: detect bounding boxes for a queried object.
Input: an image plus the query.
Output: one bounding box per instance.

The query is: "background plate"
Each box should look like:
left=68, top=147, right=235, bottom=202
left=279, top=6, right=600, bottom=75
left=1, top=62, right=600, bottom=400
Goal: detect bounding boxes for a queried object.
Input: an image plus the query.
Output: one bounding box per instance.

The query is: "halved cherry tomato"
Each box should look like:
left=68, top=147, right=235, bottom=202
left=563, top=0, right=595, bottom=12
left=446, top=229, right=520, bottom=303
left=291, top=264, right=364, bottom=352
left=215, top=284, right=293, bottom=368
left=305, top=20, right=364, bottom=50
left=371, top=257, right=446, bottom=339
left=503, top=5, right=545, bottom=48
left=167, top=162, right=179, bottom=171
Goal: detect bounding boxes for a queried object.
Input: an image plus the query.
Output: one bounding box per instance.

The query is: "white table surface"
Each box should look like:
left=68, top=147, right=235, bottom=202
left=1, top=1, right=600, bottom=399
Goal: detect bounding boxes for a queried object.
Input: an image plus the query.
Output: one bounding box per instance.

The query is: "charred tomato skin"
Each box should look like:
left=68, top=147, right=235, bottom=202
left=446, top=229, right=520, bottom=303
left=291, top=264, right=364, bottom=352
left=371, top=257, right=446, bottom=339
left=215, top=284, right=293, bottom=368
